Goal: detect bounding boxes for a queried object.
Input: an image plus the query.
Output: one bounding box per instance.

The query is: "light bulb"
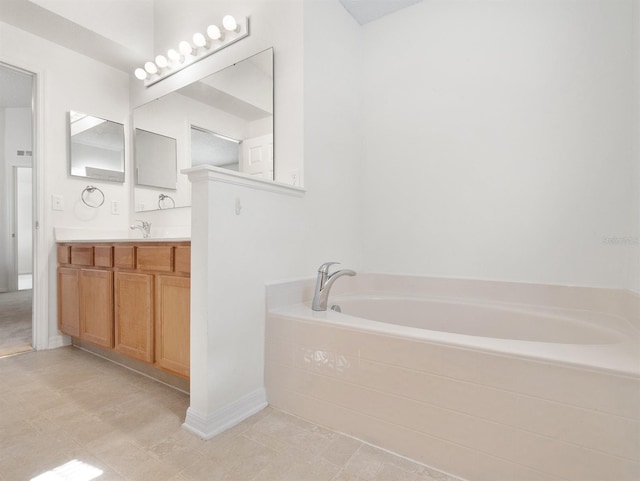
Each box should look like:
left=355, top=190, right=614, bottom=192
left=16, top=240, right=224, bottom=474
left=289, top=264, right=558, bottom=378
left=207, top=24, right=222, bottom=40
left=167, top=48, right=180, bottom=62
left=155, top=55, right=168, bottom=68
left=222, top=15, right=237, bottom=32
left=193, top=32, right=207, bottom=48
left=144, top=61, right=158, bottom=74
left=134, top=68, right=147, bottom=80
left=179, top=40, right=193, bottom=55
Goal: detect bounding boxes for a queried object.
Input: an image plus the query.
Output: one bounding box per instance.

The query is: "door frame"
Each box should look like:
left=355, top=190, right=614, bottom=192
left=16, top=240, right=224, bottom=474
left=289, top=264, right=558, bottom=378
left=0, top=59, right=47, bottom=351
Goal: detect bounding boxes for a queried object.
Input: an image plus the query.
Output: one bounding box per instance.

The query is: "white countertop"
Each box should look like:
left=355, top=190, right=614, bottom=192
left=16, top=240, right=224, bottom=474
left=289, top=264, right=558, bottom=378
left=57, top=237, right=191, bottom=243
left=54, top=227, right=190, bottom=243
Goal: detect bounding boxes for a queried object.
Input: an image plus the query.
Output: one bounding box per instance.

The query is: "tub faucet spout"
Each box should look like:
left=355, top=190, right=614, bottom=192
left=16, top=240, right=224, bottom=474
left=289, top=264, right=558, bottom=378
left=312, top=262, right=356, bottom=311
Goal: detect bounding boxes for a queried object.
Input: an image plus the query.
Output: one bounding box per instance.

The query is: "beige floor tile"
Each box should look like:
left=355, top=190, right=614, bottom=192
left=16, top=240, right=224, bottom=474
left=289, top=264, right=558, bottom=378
left=320, top=434, right=362, bottom=466
left=282, top=457, right=341, bottom=481
left=0, top=347, right=461, bottom=481
left=330, top=469, right=362, bottom=481
left=341, top=444, right=386, bottom=479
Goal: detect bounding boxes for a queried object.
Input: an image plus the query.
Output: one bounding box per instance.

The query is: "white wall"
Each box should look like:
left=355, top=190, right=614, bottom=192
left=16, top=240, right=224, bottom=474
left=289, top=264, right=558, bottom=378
left=0, top=108, right=33, bottom=282
left=303, top=0, right=363, bottom=264
left=0, top=110, right=4, bottom=291
left=130, top=0, right=307, bottom=229
left=30, top=0, right=155, bottom=57
left=0, top=107, right=32, bottom=291
left=0, top=22, right=131, bottom=345
left=360, top=0, right=638, bottom=291
left=632, top=0, right=640, bottom=292
left=17, top=167, right=33, bottom=275
left=184, top=0, right=363, bottom=434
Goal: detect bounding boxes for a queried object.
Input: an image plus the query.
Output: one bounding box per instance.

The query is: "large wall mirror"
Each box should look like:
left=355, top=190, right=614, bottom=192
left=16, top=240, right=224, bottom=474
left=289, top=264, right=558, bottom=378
left=133, top=47, right=274, bottom=212
left=69, top=111, right=125, bottom=182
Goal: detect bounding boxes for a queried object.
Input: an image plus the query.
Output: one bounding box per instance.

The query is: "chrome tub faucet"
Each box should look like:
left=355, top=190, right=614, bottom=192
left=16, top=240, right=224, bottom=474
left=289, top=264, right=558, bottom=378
left=312, top=262, right=356, bottom=311
left=130, top=220, right=151, bottom=238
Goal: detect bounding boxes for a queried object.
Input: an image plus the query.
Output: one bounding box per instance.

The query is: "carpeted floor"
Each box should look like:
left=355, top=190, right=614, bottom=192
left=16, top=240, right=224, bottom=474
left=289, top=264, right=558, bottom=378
left=0, top=289, right=33, bottom=357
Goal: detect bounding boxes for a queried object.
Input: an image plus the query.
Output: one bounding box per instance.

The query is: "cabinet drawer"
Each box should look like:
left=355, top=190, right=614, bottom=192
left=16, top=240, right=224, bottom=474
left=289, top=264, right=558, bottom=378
left=94, top=246, right=113, bottom=267
left=114, top=246, right=135, bottom=269
left=57, top=245, right=70, bottom=264
left=174, top=247, right=190, bottom=274
left=137, top=246, right=173, bottom=272
left=70, top=246, right=93, bottom=266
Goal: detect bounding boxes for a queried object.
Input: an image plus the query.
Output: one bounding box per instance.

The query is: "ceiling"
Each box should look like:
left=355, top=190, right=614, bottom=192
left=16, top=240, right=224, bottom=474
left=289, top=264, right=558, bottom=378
left=0, top=0, right=150, bottom=73
left=338, top=0, right=423, bottom=25
left=0, top=0, right=426, bottom=79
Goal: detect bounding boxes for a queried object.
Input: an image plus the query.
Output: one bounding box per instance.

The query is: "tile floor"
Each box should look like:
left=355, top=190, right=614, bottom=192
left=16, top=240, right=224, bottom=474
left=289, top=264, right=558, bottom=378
left=0, top=290, right=32, bottom=357
left=0, top=347, right=461, bottom=481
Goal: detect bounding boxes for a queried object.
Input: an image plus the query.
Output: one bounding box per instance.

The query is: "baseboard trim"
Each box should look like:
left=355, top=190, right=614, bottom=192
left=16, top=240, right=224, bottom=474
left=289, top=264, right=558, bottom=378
left=183, top=388, right=267, bottom=440
left=47, top=334, right=71, bottom=350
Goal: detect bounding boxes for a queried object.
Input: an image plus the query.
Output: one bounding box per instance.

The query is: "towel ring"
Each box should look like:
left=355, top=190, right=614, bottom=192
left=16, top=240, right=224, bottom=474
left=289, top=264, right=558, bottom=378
left=158, top=193, right=176, bottom=209
left=81, top=185, right=105, bottom=208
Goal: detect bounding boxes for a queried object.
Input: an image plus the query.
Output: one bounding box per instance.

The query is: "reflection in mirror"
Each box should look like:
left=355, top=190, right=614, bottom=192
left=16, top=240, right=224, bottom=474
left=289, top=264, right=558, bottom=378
left=191, top=126, right=240, bottom=171
left=133, top=47, right=273, bottom=212
left=69, top=111, right=125, bottom=182
left=135, top=128, right=177, bottom=189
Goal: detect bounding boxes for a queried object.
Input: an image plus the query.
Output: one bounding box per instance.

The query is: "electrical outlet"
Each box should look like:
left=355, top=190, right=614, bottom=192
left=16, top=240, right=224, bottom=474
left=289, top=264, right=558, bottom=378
left=111, top=201, right=121, bottom=215
left=52, top=194, right=64, bottom=211
left=290, top=169, right=299, bottom=186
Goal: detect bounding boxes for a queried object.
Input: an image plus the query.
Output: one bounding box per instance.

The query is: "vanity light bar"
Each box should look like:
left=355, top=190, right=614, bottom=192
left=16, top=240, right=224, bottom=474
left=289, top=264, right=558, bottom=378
left=134, top=15, right=249, bottom=87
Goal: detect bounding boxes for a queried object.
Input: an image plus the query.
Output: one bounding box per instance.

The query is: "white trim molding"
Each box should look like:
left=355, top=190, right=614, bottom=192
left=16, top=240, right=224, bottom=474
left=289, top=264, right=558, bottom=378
left=183, top=165, right=306, bottom=197
left=182, top=388, right=267, bottom=440
left=48, top=334, right=71, bottom=350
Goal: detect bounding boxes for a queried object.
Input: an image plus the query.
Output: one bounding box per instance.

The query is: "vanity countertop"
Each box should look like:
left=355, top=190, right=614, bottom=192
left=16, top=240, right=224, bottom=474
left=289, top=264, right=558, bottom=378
left=56, top=237, right=191, bottom=243
left=54, top=227, right=190, bottom=243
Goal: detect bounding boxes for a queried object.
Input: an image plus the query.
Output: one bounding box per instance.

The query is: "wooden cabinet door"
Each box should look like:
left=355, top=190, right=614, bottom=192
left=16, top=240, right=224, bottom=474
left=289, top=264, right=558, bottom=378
left=155, top=275, right=190, bottom=378
left=79, top=269, right=114, bottom=348
left=58, top=267, right=80, bottom=337
left=115, top=272, right=153, bottom=363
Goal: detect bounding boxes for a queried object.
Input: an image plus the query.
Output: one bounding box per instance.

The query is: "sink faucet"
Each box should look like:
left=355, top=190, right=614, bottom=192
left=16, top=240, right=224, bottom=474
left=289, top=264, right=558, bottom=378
left=130, top=220, right=151, bottom=238
left=312, top=262, right=356, bottom=311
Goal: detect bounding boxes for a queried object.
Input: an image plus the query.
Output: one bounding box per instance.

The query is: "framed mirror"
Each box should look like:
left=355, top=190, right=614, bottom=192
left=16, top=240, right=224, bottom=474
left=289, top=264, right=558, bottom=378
left=133, top=47, right=274, bottom=212
left=69, top=111, right=125, bottom=182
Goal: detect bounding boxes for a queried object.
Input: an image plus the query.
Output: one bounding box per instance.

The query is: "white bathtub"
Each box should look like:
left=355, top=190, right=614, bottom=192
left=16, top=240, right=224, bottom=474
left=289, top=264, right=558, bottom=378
left=265, top=274, right=640, bottom=481
left=332, top=296, right=626, bottom=344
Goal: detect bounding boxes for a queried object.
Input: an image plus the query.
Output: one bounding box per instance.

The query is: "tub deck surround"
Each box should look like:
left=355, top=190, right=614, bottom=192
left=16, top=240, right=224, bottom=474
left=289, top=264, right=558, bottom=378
left=265, top=274, right=640, bottom=481
left=271, top=296, right=640, bottom=377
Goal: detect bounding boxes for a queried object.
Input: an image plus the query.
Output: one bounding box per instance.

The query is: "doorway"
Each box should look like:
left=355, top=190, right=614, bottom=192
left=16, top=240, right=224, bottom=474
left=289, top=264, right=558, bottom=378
left=0, top=62, right=35, bottom=357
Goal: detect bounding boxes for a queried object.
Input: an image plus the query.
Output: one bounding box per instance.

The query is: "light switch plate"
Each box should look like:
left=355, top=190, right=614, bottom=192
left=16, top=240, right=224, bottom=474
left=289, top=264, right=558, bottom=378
left=52, top=194, right=64, bottom=211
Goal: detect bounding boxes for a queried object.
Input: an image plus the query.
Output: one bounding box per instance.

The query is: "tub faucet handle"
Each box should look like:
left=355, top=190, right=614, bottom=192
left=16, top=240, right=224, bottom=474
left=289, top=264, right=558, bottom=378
left=318, top=262, right=340, bottom=274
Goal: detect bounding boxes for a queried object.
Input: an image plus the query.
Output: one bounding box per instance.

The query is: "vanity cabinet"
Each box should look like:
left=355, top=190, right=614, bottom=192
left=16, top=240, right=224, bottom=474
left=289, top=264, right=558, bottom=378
left=57, top=241, right=191, bottom=379
left=79, top=269, right=114, bottom=348
left=115, top=272, right=154, bottom=363
left=58, top=264, right=113, bottom=348
left=156, top=275, right=190, bottom=377
left=57, top=267, right=80, bottom=337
